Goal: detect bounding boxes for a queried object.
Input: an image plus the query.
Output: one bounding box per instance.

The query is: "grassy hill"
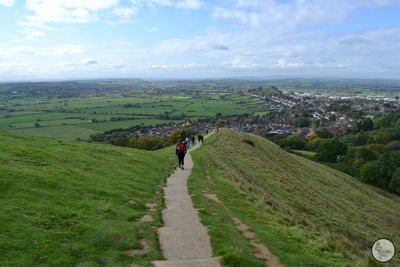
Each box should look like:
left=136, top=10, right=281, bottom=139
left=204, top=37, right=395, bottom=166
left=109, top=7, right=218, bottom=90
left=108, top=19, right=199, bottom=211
left=0, top=131, right=176, bottom=266
left=189, top=130, right=400, bottom=266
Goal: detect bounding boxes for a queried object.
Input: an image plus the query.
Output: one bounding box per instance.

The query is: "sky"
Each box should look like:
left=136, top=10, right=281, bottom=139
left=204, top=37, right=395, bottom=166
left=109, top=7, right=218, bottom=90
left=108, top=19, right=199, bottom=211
left=0, top=0, right=400, bottom=81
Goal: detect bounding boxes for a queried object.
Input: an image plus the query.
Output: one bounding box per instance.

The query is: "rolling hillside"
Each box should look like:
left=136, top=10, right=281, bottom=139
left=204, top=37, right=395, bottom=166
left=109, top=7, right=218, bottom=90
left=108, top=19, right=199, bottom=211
left=189, top=130, right=400, bottom=266
left=0, top=131, right=176, bottom=266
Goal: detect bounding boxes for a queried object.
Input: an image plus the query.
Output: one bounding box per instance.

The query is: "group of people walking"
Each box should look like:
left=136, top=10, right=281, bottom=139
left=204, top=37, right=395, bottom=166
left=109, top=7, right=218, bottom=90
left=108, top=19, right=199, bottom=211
left=175, top=133, right=205, bottom=170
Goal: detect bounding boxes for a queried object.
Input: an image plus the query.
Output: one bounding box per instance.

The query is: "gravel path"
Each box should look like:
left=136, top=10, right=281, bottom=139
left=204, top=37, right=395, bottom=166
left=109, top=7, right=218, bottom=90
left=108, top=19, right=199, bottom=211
left=153, top=133, right=221, bottom=267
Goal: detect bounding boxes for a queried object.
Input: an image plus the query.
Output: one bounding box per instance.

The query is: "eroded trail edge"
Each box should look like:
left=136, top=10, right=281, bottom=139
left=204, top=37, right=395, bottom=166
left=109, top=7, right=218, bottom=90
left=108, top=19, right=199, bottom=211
left=203, top=171, right=285, bottom=267
left=153, top=133, right=220, bottom=267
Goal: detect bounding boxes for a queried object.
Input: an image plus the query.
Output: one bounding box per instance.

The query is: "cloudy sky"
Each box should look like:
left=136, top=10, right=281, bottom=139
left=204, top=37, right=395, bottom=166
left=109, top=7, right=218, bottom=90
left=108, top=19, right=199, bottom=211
left=1, top=0, right=400, bottom=81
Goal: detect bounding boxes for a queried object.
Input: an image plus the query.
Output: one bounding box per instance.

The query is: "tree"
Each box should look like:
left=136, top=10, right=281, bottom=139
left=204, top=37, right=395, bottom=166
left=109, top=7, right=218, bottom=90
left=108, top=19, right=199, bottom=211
left=377, top=151, right=400, bottom=178
left=295, top=117, right=310, bottom=127
left=287, top=135, right=307, bottom=150
left=353, top=133, right=372, bottom=146
left=316, top=139, right=348, bottom=162
left=345, top=146, right=377, bottom=169
left=307, top=136, right=321, bottom=151
left=316, top=128, right=334, bottom=139
left=217, top=119, right=227, bottom=126
left=386, top=141, right=400, bottom=152
left=376, top=151, right=400, bottom=189
left=389, top=168, right=400, bottom=194
left=360, top=161, right=380, bottom=185
left=359, top=118, right=373, bottom=132
left=374, top=129, right=396, bottom=145
left=311, top=119, right=320, bottom=128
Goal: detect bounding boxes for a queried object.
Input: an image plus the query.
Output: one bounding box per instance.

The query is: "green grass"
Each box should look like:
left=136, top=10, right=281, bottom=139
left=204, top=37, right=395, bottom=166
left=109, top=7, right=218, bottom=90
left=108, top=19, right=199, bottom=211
left=0, top=92, right=266, bottom=140
left=292, top=150, right=317, bottom=160
left=10, top=126, right=99, bottom=140
left=189, top=139, right=266, bottom=266
left=253, top=111, right=270, bottom=117
left=292, top=150, right=316, bottom=156
left=0, top=131, right=177, bottom=266
left=189, top=130, right=400, bottom=267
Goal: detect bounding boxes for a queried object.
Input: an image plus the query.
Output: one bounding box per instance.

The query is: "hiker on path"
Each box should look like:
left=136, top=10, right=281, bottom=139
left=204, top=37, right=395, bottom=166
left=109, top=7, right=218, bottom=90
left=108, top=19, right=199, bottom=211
left=185, top=137, right=190, bottom=149
left=198, top=134, right=203, bottom=144
left=191, top=136, right=195, bottom=146
left=176, top=140, right=187, bottom=170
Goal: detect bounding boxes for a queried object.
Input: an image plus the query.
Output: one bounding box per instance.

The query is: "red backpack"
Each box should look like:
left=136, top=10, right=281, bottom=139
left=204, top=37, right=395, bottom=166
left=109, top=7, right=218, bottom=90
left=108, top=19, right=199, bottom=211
left=178, top=143, right=185, bottom=153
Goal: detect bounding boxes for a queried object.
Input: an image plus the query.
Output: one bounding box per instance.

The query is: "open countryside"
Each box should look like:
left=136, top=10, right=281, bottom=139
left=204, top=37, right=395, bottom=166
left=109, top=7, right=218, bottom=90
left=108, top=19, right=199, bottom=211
left=1, top=0, right=400, bottom=266
left=0, top=81, right=267, bottom=140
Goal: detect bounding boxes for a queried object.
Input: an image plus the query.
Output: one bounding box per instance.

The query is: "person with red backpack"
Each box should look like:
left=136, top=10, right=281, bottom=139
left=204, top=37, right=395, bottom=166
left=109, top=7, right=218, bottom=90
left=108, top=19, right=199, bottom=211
left=176, top=140, right=187, bottom=170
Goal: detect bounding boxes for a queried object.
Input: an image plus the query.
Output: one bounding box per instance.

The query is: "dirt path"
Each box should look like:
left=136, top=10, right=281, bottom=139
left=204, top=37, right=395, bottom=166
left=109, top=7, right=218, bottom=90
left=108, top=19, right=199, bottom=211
left=153, top=132, right=221, bottom=267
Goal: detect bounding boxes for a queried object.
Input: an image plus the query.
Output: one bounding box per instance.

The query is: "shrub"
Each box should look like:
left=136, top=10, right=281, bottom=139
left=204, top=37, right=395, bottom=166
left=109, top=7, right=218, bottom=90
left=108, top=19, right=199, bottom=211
left=345, top=146, right=377, bottom=169
left=389, top=168, right=400, bottom=194
left=316, top=127, right=334, bottom=138
left=287, top=135, right=307, bottom=150
left=386, top=141, right=400, bottom=151
left=316, top=139, right=348, bottom=163
left=353, top=133, right=372, bottom=146
left=307, top=137, right=321, bottom=151
left=366, top=143, right=386, bottom=154
left=295, top=117, right=310, bottom=127
left=374, top=129, right=397, bottom=144
left=360, top=161, right=380, bottom=185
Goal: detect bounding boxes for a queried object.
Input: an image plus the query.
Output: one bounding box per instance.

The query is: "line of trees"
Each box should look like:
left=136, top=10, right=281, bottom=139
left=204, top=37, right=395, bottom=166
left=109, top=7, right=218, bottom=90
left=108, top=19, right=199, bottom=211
left=90, top=129, right=197, bottom=151
left=266, top=112, right=400, bottom=195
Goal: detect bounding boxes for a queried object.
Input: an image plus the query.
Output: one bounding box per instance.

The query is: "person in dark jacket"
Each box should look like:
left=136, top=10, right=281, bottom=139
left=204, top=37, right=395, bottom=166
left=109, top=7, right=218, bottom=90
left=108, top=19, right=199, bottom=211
left=176, top=140, right=187, bottom=170
left=198, top=134, right=203, bottom=143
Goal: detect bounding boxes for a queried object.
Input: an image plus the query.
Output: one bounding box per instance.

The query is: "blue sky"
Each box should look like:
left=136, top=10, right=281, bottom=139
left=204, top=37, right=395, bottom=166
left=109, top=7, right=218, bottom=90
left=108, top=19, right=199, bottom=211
left=0, top=0, right=400, bottom=81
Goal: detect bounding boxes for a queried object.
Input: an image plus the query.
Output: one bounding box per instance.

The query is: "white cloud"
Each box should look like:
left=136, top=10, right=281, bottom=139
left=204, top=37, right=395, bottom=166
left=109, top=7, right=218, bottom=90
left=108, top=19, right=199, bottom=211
left=27, top=30, right=46, bottom=39
left=213, top=7, right=251, bottom=24
left=176, top=0, right=204, bottom=9
left=213, top=0, right=400, bottom=29
left=81, top=58, right=97, bottom=65
left=146, top=26, right=159, bottom=32
left=132, top=0, right=204, bottom=9
left=276, top=58, right=304, bottom=68
left=18, top=21, right=56, bottom=30
left=60, top=57, right=98, bottom=66
left=113, top=40, right=133, bottom=46
left=113, top=7, right=137, bottom=18
left=0, top=45, right=84, bottom=57
left=25, top=0, right=119, bottom=23
left=0, top=0, right=15, bottom=7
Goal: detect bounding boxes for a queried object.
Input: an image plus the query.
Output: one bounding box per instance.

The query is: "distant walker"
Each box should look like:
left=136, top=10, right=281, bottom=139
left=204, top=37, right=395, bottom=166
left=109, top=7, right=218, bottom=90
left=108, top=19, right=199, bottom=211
left=176, top=140, right=187, bottom=170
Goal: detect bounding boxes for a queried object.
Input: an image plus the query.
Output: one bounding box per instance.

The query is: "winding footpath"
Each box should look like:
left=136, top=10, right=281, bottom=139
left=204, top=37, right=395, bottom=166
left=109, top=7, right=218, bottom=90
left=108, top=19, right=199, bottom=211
left=153, top=133, right=221, bottom=267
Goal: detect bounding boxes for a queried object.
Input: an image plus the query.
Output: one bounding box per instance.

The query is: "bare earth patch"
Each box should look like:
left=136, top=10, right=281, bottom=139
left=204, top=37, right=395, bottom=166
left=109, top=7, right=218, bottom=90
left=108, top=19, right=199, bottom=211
left=203, top=194, right=221, bottom=203
left=140, top=214, right=154, bottom=222
left=125, top=239, right=150, bottom=256
left=145, top=203, right=158, bottom=212
left=202, top=191, right=285, bottom=267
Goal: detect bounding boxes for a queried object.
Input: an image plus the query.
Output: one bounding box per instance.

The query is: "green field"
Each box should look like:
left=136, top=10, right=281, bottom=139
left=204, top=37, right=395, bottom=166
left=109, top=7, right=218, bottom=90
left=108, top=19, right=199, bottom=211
left=189, top=130, right=400, bottom=266
left=0, top=131, right=177, bottom=266
left=0, top=92, right=266, bottom=140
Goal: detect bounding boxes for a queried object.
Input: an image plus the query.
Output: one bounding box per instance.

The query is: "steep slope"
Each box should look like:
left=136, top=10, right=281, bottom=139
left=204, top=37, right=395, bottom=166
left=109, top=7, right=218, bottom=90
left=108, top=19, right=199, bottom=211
left=0, top=131, right=176, bottom=266
left=189, top=130, right=400, bottom=267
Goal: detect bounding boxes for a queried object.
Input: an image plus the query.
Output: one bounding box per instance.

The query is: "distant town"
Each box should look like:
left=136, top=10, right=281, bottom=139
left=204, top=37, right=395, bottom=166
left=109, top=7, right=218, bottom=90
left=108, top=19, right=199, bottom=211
left=96, top=87, right=399, bottom=142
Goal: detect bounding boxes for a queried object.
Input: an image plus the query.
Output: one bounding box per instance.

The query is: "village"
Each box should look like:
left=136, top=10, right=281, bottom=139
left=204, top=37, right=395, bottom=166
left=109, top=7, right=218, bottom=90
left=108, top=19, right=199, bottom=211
left=93, top=88, right=400, bottom=143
